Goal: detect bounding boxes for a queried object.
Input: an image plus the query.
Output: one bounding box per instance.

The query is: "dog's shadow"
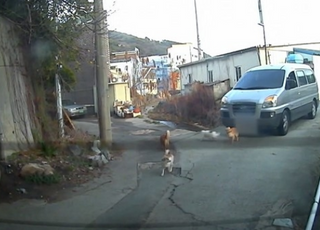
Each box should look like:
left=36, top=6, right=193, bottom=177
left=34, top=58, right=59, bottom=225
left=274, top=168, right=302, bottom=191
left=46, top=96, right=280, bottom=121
left=138, top=162, right=181, bottom=177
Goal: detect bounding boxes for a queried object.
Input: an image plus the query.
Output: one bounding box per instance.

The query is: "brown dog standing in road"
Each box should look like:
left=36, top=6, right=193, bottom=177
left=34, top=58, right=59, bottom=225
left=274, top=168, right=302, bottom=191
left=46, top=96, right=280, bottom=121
left=226, top=127, right=239, bottom=143
left=160, top=130, right=170, bottom=150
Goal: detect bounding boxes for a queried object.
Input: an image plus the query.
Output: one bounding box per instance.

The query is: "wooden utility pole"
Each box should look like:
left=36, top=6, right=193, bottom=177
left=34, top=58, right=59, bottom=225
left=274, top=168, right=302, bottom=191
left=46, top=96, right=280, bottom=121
left=194, top=0, right=201, bottom=60
left=258, top=0, right=268, bottom=65
left=94, top=0, right=113, bottom=146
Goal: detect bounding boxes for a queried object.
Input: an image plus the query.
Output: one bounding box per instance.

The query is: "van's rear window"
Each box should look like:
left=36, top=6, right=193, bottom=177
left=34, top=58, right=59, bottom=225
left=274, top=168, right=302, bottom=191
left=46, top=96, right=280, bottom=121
left=234, top=69, right=285, bottom=90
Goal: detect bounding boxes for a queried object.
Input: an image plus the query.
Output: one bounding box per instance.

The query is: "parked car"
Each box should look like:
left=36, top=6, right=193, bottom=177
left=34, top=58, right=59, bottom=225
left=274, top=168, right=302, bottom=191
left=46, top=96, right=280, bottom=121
left=62, top=99, right=87, bottom=118
left=220, top=63, right=319, bottom=136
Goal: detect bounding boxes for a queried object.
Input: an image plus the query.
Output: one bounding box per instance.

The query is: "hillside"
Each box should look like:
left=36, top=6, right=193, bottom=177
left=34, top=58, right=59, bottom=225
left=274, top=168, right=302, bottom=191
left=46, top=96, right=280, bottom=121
left=109, top=31, right=182, bottom=56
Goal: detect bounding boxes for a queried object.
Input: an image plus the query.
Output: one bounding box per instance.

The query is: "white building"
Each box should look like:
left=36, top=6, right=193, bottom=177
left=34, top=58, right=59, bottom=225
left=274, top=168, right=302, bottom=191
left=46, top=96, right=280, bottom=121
left=178, top=47, right=260, bottom=90
left=167, top=43, right=203, bottom=68
left=178, top=42, right=320, bottom=91
left=110, top=49, right=141, bottom=88
left=141, top=55, right=170, bottom=67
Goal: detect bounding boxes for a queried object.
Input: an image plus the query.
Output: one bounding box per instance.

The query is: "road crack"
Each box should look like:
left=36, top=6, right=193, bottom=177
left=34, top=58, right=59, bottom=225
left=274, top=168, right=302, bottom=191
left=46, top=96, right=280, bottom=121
left=168, top=162, right=210, bottom=226
left=168, top=184, right=210, bottom=226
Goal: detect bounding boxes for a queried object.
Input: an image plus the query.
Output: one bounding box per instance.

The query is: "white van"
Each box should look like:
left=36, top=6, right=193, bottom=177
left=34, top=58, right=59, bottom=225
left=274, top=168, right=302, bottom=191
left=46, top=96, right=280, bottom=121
left=220, top=63, right=319, bottom=135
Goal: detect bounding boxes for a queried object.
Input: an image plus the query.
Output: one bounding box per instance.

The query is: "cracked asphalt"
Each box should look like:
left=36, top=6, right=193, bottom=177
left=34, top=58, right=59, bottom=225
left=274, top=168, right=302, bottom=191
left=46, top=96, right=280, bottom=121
left=1, top=114, right=320, bottom=230
left=139, top=114, right=320, bottom=230
left=81, top=114, right=320, bottom=230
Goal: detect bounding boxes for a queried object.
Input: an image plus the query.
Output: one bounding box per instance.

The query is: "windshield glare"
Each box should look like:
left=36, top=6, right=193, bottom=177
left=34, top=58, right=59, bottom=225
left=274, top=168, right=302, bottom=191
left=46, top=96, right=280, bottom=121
left=234, top=69, right=285, bottom=90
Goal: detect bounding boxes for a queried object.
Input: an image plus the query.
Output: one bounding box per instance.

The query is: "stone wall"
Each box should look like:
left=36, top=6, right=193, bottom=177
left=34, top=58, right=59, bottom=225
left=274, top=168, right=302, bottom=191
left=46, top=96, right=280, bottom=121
left=0, top=16, right=35, bottom=158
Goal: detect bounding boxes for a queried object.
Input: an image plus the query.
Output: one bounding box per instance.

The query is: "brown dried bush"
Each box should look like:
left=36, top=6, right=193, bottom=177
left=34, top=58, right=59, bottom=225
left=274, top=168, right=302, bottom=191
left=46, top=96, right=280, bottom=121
left=153, top=83, right=220, bottom=127
left=130, top=87, right=155, bottom=110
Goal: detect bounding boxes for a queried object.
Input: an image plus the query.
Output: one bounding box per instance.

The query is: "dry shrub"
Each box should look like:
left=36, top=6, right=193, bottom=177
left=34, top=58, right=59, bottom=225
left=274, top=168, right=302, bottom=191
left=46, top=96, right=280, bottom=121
left=154, top=84, right=220, bottom=127
left=64, top=127, right=94, bottom=145
left=130, top=87, right=155, bottom=110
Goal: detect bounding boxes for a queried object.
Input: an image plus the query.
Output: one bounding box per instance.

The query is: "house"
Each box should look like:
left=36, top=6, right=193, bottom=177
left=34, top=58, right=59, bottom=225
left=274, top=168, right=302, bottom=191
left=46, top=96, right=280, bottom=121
left=178, top=42, right=320, bottom=93
left=168, top=43, right=201, bottom=67
left=110, top=49, right=140, bottom=88
left=140, top=54, right=172, bottom=92
left=106, top=82, right=131, bottom=113
left=140, top=43, right=211, bottom=92
left=167, top=43, right=211, bottom=68
left=178, top=46, right=260, bottom=91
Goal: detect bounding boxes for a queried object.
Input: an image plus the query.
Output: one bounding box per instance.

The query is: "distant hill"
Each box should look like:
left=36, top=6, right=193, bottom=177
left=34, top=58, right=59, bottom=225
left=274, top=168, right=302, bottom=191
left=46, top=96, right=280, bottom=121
left=109, top=31, right=182, bottom=57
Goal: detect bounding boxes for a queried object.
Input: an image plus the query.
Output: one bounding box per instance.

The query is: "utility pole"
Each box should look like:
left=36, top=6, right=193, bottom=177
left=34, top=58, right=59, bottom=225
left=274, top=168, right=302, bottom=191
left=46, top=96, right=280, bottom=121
left=54, top=10, right=64, bottom=138
left=194, top=0, right=201, bottom=61
left=55, top=61, right=64, bottom=138
left=258, top=0, right=268, bottom=65
left=94, top=0, right=113, bottom=146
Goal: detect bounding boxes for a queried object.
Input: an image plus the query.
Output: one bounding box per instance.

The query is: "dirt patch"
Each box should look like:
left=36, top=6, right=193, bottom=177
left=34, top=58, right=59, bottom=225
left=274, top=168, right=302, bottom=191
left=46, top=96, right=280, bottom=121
left=0, top=133, right=124, bottom=204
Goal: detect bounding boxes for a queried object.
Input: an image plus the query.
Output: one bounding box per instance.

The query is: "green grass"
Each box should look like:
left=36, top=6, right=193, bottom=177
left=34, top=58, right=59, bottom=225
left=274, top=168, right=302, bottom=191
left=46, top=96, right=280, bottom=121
left=25, top=174, right=61, bottom=185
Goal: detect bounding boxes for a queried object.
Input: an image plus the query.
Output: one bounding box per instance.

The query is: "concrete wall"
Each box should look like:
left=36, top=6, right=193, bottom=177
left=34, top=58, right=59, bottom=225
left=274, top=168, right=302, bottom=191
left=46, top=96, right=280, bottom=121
left=179, top=62, right=207, bottom=87
left=108, top=83, right=131, bottom=112
left=183, top=80, right=230, bottom=100
left=0, top=16, right=35, bottom=157
left=212, top=80, right=230, bottom=100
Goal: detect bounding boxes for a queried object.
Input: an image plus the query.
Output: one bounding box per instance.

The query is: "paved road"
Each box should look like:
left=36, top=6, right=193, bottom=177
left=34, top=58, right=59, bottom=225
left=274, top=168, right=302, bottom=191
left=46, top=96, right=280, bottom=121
left=1, top=115, right=320, bottom=230
left=141, top=116, right=320, bottom=230
left=97, top=116, right=320, bottom=230
left=78, top=115, right=320, bottom=229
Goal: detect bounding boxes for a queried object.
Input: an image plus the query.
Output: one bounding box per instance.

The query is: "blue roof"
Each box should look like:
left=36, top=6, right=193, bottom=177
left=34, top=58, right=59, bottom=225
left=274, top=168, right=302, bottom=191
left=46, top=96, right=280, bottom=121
left=293, top=48, right=320, bottom=56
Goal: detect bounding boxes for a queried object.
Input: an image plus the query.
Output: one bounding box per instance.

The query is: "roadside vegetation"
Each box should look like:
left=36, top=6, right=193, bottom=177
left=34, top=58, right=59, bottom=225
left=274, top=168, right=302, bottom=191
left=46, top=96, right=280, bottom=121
left=0, top=0, right=124, bottom=203
left=148, top=83, right=221, bottom=128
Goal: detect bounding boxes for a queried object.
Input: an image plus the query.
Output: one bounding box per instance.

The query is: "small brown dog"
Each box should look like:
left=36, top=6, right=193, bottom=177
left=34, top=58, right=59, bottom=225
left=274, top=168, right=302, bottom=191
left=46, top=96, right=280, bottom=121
left=160, top=130, right=170, bottom=149
left=226, top=127, right=239, bottom=143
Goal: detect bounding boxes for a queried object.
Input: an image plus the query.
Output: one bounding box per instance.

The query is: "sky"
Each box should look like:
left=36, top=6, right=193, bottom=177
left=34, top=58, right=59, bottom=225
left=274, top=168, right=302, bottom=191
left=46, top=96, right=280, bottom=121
left=103, top=0, right=320, bottom=56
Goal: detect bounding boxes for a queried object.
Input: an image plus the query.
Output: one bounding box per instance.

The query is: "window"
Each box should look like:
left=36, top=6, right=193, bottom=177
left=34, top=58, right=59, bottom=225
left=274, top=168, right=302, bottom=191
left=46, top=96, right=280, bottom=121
left=304, top=69, right=316, bottom=84
left=208, top=70, right=213, bottom=82
left=234, top=69, right=285, bottom=90
left=235, top=66, right=242, bottom=81
left=188, top=74, right=193, bottom=83
left=287, top=71, right=297, bottom=81
left=296, top=70, right=308, bottom=86
left=287, top=71, right=298, bottom=89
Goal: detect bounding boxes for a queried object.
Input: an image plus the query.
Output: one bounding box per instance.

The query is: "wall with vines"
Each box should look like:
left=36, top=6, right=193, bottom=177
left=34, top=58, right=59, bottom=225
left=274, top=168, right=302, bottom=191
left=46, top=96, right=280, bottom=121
left=0, top=0, right=95, bottom=154
left=0, top=17, right=36, bottom=157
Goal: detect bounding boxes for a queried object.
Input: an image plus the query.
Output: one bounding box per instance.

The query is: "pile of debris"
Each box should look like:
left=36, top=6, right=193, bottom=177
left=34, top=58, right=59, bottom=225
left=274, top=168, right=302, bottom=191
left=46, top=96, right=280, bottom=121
left=113, top=100, right=142, bottom=118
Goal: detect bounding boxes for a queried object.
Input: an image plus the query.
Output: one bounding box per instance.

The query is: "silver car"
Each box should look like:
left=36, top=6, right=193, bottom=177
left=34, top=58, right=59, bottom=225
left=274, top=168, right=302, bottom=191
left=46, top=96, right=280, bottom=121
left=62, top=99, right=87, bottom=118
left=220, top=63, right=319, bottom=135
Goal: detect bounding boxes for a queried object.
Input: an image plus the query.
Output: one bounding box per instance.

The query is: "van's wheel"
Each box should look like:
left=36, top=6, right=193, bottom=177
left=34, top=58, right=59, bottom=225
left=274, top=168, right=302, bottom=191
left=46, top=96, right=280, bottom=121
left=277, top=110, right=290, bottom=136
left=307, top=100, right=317, bottom=119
